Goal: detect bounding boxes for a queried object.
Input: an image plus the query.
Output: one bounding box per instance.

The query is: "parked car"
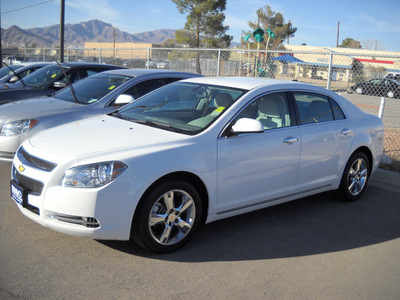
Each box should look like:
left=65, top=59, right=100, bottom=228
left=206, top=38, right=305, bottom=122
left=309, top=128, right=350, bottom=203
left=2, top=56, right=22, bottom=65
left=0, top=64, right=25, bottom=80
left=351, top=78, right=400, bottom=98
left=0, top=62, right=50, bottom=84
left=0, top=62, right=125, bottom=105
left=11, top=77, right=384, bottom=253
left=145, top=60, right=158, bottom=68
left=0, top=69, right=201, bottom=161
left=157, top=61, right=170, bottom=69
left=384, top=72, right=400, bottom=81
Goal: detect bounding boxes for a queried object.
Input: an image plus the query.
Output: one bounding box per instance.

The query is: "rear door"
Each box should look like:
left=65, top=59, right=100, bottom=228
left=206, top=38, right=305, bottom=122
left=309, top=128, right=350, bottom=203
left=292, top=92, right=353, bottom=193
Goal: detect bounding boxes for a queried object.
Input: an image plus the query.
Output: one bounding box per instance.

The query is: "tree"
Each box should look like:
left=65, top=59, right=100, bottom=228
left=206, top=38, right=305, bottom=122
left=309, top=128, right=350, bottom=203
left=339, top=38, right=361, bottom=49
left=363, top=39, right=385, bottom=51
left=172, top=0, right=232, bottom=73
left=245, top=5, right=297, bottom=50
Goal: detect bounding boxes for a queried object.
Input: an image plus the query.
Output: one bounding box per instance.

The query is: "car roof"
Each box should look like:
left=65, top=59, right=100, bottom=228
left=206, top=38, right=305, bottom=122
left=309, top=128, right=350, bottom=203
left=34, top=62, right=123, bottom=69
left=15, top=62, right=51, bottom=70
left=98, top=68, right=201, bottom=78
left=180, top=76, right=313, bottom=90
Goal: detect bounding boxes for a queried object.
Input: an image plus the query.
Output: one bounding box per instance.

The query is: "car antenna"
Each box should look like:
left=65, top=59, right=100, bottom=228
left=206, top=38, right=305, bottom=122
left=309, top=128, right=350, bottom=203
left=3, top=62, right=26, bottom=87
left=51, top=54, right=79, bottom=104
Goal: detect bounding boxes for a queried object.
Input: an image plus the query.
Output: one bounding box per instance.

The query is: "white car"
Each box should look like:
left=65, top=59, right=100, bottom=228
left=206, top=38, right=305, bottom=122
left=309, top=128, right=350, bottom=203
left=11, top=77, right=384, bottom=253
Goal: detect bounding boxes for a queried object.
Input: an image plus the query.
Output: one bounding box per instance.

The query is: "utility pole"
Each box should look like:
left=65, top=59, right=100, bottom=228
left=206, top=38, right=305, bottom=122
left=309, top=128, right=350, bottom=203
left=0, top=0, right=2, bottom=65
left=113, top=27, right=118, bottom=63
left=336, top=21, right=340, bottom=47
left=59, top=0, right=65, bottom=62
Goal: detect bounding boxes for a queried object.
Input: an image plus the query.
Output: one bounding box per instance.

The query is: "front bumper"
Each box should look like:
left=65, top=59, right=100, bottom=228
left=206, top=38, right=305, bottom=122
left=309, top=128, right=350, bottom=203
left=11, top=149, right=145, bottom=240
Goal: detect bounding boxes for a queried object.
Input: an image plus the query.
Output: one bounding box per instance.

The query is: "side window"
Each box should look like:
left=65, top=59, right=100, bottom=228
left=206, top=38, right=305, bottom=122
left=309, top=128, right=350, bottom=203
left=293, top=92, right=334, bottom=124
left=123, top=78, right=177, bottom=99
left=236, top=92, right=291, bottom=130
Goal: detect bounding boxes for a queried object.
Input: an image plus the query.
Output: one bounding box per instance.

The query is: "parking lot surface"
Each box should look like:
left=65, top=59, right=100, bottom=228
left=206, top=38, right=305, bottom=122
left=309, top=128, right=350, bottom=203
left=1, top=160, right=400, bottom=299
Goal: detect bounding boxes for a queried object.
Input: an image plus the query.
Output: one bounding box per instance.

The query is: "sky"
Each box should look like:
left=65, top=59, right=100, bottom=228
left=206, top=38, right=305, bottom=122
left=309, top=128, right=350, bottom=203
left=1, top=0, right=400, bottom=51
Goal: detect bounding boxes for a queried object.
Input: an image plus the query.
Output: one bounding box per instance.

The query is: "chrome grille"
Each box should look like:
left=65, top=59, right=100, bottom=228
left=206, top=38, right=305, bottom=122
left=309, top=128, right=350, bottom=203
left=17, top=147, right=57, bottom=172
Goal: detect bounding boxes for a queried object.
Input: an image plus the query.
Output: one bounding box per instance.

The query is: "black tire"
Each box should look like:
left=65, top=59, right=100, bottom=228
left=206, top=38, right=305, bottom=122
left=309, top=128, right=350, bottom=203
left=131, top=180, right=202, bottom=253
left=339, top=151, right=370, bottom=202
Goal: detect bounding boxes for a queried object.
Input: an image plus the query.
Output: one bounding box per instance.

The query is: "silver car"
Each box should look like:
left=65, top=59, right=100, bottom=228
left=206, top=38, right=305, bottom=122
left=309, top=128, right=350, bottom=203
left=0, top=69, right=201, bottom=161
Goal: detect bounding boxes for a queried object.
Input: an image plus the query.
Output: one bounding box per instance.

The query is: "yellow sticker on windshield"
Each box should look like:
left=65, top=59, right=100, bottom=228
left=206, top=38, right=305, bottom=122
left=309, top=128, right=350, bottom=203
left=108, top=85, right=116, bottom=90
left=216, top=106, right=225, bottom=113
left=51, top=74, right=57, bottom=78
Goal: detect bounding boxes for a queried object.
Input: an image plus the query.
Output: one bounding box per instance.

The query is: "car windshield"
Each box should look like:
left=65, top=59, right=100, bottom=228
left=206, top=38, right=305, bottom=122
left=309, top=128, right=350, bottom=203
left=16, top=65, right=64, bottom=88
left=115, top=81, right=247, bottom=135
left=54, top=73, right=132, bottom=104
left=0, top=65, right=24, bottom=78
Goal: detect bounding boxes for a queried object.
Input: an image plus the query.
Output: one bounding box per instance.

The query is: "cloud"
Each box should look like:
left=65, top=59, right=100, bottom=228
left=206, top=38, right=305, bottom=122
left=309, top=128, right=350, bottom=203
left=66, top=0, right=119, bottom=22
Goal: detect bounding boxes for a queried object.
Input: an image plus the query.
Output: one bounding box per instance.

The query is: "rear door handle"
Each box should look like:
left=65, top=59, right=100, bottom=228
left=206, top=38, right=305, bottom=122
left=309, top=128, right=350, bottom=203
left=283, top=136, right=299, bottom=144
left=341, top=128, right=352, bottom=135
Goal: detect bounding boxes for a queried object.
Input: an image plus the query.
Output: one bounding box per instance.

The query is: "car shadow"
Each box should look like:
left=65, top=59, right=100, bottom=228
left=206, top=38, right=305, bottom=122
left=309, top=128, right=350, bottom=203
left=98, top=184, right=400, bottom=262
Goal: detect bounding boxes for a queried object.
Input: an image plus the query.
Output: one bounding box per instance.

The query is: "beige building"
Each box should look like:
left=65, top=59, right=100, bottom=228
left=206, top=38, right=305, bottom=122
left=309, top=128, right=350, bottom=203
left=283, top=45, right=400, bottom=81
left=83, top=42, right=155, bottom=59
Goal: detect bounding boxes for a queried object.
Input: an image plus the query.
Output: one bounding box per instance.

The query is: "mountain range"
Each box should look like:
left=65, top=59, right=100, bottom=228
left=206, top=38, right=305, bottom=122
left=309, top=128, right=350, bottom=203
left=1, top=19, right=177, bottom=47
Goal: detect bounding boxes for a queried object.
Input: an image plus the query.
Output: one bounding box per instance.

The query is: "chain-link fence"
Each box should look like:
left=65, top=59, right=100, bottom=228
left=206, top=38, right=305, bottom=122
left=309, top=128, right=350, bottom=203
left=2, top=46, right=400, bottom=172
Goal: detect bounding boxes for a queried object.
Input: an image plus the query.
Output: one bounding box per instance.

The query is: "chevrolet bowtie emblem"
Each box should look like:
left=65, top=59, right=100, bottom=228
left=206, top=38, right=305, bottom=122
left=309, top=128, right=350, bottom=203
left=18, top=165, right=25, bottom=173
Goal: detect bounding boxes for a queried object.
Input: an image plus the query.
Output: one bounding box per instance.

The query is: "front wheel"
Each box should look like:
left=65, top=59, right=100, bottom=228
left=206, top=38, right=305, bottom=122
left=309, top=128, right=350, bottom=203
left=131, top=180, right=202, bottom=253
left=339, top=152, right=370, bottom=201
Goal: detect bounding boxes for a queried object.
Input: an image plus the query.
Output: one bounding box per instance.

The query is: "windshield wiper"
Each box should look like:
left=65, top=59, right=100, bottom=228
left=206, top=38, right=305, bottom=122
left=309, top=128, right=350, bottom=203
left=52, top=57, right=79, bottom=104
left=4, top=62, right=26, bottom=87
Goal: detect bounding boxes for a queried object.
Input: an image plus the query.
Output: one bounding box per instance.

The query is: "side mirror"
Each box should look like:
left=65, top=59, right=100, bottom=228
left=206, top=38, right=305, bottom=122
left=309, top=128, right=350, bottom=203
left=114, top=94, right=135, bottom=106
left=8, top=75, right=19, bottom=83
left=53, top=81, right=67, bottom=89
left=231, top=118, right=264, bottom=135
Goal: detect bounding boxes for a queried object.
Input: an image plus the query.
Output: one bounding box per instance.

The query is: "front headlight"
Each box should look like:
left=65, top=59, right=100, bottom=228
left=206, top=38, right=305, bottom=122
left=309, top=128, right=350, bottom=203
left=0, top=119, right=40, bottom=136
left=61, top=161, right=127, bottom=188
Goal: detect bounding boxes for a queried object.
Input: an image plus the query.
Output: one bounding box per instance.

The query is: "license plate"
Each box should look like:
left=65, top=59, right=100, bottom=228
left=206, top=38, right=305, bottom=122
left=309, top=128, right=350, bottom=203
left=11, top=181, right=24, bottom=206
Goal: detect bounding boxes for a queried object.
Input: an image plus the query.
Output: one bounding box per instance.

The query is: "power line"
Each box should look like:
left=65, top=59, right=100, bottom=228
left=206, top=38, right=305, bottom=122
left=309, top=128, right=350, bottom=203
left=1, top=0, right=56, bottom=14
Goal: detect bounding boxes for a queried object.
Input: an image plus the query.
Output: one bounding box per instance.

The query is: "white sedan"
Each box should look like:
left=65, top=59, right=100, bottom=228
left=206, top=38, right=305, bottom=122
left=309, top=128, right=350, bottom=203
left=11, top=77, right=384, bottom=253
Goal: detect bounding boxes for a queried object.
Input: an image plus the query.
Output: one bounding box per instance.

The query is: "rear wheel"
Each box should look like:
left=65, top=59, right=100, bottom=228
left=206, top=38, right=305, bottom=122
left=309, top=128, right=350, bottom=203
left=131, top=180, right=202, bottom=253
left=387, top=90, right=395, bottom=98
left=339, top=152, right=370, bottom=201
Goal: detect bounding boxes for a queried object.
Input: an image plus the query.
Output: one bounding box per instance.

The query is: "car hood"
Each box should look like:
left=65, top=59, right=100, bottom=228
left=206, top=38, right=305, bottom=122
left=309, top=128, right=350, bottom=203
left=0, top=97, right=79, bottom=121
left=27, top=114, right=189, bottom=162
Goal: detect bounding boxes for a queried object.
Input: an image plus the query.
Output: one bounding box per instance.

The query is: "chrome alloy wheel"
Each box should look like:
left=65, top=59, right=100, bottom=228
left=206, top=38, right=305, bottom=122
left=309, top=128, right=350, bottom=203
left=347, top=158, right=368, bottom=196
left=148, top=189, right=196, bottom=246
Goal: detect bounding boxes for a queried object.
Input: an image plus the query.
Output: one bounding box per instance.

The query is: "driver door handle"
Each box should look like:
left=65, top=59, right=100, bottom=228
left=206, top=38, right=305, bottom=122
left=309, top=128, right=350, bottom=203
left=283, top=136, right=299, bottom=144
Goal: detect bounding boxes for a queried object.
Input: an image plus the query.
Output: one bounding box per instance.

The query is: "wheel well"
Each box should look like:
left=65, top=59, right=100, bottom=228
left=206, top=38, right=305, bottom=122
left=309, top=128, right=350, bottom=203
left=353, top=146, right=373, bottom=170
left=133, top=172, right=209, bottom=225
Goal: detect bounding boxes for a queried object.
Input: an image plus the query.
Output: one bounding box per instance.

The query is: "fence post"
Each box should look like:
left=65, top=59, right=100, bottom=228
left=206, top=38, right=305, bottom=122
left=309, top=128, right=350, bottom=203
left=146, top=48, right=151, bottom=69
left=99, top=48, right=102, bottom=64
left=378, top=97, right=386, bottom=119
left=326, top=52, right=333, bottom=90
left=217, top=49, right=221, bottom=77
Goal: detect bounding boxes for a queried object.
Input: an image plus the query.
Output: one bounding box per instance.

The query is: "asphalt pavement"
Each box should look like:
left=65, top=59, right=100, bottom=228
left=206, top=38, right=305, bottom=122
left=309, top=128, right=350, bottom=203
left=1, top=160, right=400, bottom=300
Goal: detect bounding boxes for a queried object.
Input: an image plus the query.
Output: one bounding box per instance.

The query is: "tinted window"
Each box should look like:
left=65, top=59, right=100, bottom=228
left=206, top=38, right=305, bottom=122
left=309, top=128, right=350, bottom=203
left=294, top=92, right=334, bottom=124
left=55, top=73, right=132, bottom=104
left=330, top=98, right=345, bottom=120
left=123, top=78, right=180, bottom=100
left=236, top=92, right=291, bottom=130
